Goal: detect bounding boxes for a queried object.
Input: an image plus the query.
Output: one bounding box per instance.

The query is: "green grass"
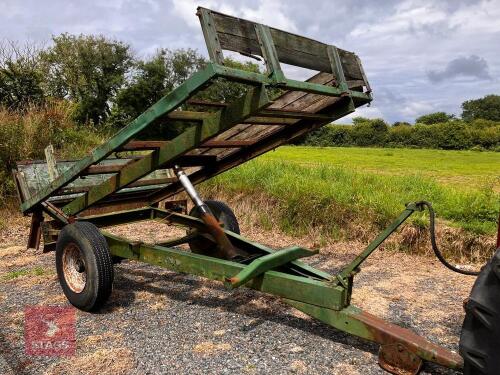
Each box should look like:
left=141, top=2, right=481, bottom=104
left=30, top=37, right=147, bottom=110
left=261, top=146, right=500, bottom=190
left=2, top=267, right=51, bottom=280
left=202, top=146, right=499, bottom=236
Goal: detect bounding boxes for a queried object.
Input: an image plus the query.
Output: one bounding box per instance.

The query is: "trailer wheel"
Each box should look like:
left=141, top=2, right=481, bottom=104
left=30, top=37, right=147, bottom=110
left=459, top=247, right=500, bottom=374
left=55, top=222, right=114, bottom=312
left=188, top=200, right=240, bottom=256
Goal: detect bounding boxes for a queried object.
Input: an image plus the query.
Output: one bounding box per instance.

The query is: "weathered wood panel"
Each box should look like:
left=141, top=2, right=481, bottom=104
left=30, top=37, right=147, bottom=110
left=200, top=7, right=364, bottom=81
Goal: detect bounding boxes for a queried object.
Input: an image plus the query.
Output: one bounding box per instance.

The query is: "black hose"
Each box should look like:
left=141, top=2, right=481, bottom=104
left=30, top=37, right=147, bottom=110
left=417, top=201, right=480, bottom=276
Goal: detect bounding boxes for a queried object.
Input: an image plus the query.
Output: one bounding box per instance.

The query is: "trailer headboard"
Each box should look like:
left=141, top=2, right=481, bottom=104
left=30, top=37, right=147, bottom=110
left=197, top=7, right=370, bottom=93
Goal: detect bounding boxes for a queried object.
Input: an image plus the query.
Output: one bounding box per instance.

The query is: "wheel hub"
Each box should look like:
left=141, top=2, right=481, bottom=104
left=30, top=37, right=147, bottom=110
left=62, top=243, right=87, bottom=293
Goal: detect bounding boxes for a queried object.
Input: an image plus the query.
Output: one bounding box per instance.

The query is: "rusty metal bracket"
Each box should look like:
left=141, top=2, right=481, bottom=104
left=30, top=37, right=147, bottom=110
left=379, top=343, right=423, bottom=375
left=285, top=301, right=463, bottom=372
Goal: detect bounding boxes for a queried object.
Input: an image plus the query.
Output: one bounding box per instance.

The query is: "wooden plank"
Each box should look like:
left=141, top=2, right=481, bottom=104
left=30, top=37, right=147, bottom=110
left=244, top=117, right=296, bottom=125
left=79, top=200, right=151, bottom=218
left=254, top=24, right=285, bottom=80
left=202, top=7, right=364, bottom=80
left=129, top=177, right=176, bottom=187
left=187, top=99, right=228, bottom=108
left=58, top=177, right=176, bottom=194
left=44, top=145, right=59, bottom=181
left=188, top=72, right=335, bottom=160
left=258, top=109, right=334, bottom=120
left=62, top=85, right=271, bottom=215
left=83, top=160, right=135, bottom=175
left=200, top=140, right=254, bottom=148
left=149, top=98, right=356, bottom=204
left=197, top=7, right=225, bottom=64
left=167, top=111, right=211, bottom=121
left=272, top=72, right=334, bottom=108
left=16, top=171, right=32, bottom=201
left=119, top=140, right=169, bottom=151
left=327, top=45, right=348, bottom=92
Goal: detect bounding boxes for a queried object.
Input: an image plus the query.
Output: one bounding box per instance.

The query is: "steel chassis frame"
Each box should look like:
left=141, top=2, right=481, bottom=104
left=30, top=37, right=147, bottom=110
left=13, top=7, right=464, bottom=374
left=77, top=202, right=462, bottom=373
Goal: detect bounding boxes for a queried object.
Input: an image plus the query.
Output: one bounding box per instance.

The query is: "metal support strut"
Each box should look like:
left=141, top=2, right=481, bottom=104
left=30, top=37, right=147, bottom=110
left=173, top=165, right=241, bottom=260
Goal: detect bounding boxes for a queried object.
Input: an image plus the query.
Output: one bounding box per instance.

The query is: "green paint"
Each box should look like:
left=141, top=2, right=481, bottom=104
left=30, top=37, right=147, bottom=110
left=21, top=64, right=218, bottom=213
left=103, top=231, right=346, bottom=310
left=62, top=85, right=271, bottom=215
left=226, top=246, right=318, bottom=288
left=338, top=203, right=419, bottom=281
left=254, top=24, right=286, bottom=82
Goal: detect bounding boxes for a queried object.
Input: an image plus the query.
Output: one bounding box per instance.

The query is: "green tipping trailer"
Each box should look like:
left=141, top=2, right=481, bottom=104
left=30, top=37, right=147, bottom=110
left=12, top=7, right=499, bottom=375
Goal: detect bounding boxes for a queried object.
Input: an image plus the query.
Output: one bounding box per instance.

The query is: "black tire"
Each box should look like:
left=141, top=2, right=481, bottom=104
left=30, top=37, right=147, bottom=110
left=459, top=247, right=500, bottom=374
left=188, top=200, right=240, bottom=256
left=55, top=222, right=114, bottom=312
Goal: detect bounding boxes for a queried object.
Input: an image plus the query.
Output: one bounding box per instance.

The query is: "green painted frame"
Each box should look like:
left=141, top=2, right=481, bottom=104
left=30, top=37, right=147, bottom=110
left=73, top=204, right=462, bottom=372
left=20, top=62, right=370, bottom=215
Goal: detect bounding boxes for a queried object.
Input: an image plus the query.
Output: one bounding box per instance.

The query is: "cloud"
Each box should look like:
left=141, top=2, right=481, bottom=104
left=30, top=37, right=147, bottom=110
left=171, top=0, right=296, bottom=32
left=349, top=1, right=450, bottom=39
left=239, top=0, right=297, bottom=32
left=427, top=55, right=492, bottom=83
left=1, top=0, right=499, bottom=123
left=337, top=105, right=385, bottom=124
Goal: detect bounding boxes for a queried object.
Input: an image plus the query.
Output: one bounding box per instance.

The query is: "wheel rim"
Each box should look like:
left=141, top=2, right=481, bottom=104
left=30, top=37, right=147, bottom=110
left=62, top=243, right=87, bottom=293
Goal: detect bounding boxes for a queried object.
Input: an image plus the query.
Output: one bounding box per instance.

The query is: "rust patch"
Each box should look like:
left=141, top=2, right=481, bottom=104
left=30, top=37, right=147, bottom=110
left=379, top=343, right=422, bottom=375
left=356, top=310, right=463, bottom=371
left=199, top=211, right=241, bottom=260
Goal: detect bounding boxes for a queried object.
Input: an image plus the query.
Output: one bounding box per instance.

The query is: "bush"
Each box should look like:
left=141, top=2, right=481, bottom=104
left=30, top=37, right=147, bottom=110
left=387, top=123, right=412, bottom=147
left=415, top=112, right=455, bottom=125
left=350, top=119, right=389, bottom=146
left=299, top=118, right=500, bottom=151
left=433, top=121, right=473, bottom=150
left=0, top=101, right=104, bottom=205
left=302, top=125, right=353, bottom=146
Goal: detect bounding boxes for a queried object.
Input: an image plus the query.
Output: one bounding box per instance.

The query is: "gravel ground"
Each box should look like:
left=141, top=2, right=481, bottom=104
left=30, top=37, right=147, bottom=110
left=0, top=215, right=475, bottom=375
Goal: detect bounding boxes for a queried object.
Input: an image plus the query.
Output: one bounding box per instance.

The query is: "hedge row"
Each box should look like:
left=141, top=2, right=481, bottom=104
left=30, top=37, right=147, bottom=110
left=301, top=119, right=500, bottom=150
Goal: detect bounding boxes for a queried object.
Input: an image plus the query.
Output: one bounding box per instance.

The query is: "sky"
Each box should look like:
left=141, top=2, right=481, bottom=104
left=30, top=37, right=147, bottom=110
left=1, top=0, right=499, bottom=123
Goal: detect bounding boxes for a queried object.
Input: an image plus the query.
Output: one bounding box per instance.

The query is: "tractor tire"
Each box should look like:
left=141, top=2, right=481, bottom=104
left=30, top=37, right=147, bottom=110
left=187, top=200, right=240, bottom=257
left=459, top=246, right=500, bottom=374
left=55, top=222, right=114, bottom=312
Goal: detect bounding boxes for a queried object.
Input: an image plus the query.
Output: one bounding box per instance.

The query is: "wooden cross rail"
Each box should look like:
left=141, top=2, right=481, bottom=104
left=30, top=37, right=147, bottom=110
left=84, top=161, right=135, bottom=175
left=258, top=109, right=335, bottom=121
left=199, top=140, right=254, bottom=148
left=186, top=99, right=228, bottom=107
left=58, top=177, right=177, bottom=195
left=244, top=116, right=296, bottom=125
left=119, top=140, right=169, bottom=151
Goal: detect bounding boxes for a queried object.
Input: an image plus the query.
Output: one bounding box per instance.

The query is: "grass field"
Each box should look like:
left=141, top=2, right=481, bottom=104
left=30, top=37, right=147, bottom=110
left=262, top=147, right=500, bottom=190
left=202, top=147, right=499, bottom=250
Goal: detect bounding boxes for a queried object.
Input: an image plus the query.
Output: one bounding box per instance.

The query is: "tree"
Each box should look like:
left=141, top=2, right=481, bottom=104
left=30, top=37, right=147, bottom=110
left=109, top=51, right=263, bottom=140
left=40, top=33, right=132, bottom=125
left=392, top=121, right=411, bottom=127
left=0, top=41, right=45, bottom=109
left=197, top=58, right=263, bottom=102
left=110, top=48, right=205, bottom=127
left=351, top=117, right=372, bottom=126
left=415, top=112, right=455, bottom=125
left=462, top=95, right=500, bottom=122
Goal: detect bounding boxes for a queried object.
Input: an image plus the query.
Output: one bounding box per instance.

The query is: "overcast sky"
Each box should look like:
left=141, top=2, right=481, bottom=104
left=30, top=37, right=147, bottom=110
left=1, top=0, right=499, bottom=123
